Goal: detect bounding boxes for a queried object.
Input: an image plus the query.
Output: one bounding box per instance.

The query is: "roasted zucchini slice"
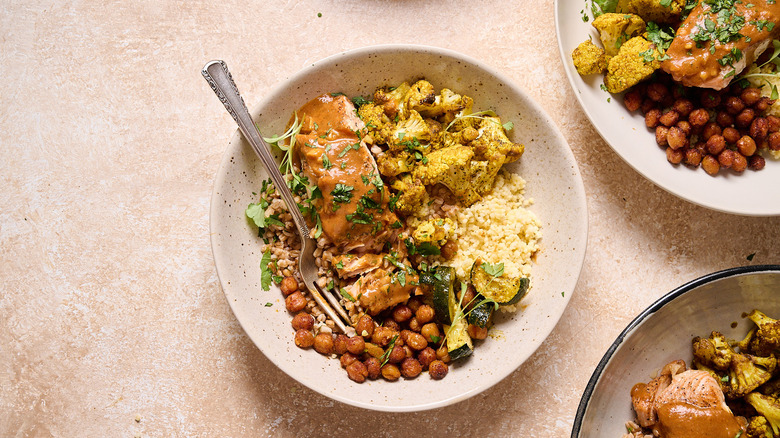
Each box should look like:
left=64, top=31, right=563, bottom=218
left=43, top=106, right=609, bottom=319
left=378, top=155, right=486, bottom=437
left=466, top=296, right=494, bottom=328
left=469, top=260, right=529, bottom=306
left=446, top=282, right=473, bottom=361
left=420, top=265, right=456, bottom=325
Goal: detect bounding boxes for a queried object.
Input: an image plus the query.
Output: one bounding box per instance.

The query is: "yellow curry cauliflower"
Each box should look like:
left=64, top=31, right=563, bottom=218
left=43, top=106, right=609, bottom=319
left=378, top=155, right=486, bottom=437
left=592, top=13, right=646, bottom=57
left=359, top=80, right=524, bottom=212
left=616, top=0, right=686, bottom=24
left=604, top=35, right=661, bottom=93
left=572, top=40, right=608, bottom=76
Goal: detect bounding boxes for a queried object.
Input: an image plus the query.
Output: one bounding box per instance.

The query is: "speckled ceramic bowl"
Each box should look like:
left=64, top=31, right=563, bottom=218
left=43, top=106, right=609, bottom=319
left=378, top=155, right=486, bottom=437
left=572, top=265, right=780, bottom=436
left=210, top=44, right=588, bottom=411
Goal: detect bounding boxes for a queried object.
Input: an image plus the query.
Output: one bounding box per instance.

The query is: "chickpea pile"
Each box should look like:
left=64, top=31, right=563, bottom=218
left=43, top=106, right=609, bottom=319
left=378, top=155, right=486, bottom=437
left=624, top=73, right=779, bottom=175
left=281, top=275, right=450, bottom=383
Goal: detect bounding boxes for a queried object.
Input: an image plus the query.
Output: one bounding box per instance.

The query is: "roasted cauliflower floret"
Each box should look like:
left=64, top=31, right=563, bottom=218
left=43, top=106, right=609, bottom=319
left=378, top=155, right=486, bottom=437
left=374, top=82, right=411, bottom=119
left=616, top=0, right=686, bottom=24
left=572, top=40, right=608, bottom=76
left=747, top=392, right=780, bottom=436
left=357, top=103, right=392, bottom=142
left=413, top=145, right=481, bottom=206
left=693, top=331, right=734, bottom=371
left=389, top=174, right=427, bottom=216
left=746, top=415, right=774, bottom=438
left=604, top=35, right=661, bottom=93
left=387, top=110, right=432, bottom=153
left=416, top=88, right=474, bottom=125
left=471, top=117, right=524, bottom=163
left=748, top=309, right=780, bottom=356
left=592, top=13, right=646, bottom=57
left=376, top=150, right=415, bottom=177
left=412, top=218, right=455, bottom=245
left=727, top=353, right=777, bottom=399
left=437, top=126, right=480, bottom=150
left=405, top=80, right=437, bottom=114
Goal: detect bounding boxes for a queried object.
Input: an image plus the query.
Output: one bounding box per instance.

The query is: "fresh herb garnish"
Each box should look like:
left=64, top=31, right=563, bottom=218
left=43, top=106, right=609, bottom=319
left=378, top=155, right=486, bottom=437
left=260, top=250, right=273, bottom=291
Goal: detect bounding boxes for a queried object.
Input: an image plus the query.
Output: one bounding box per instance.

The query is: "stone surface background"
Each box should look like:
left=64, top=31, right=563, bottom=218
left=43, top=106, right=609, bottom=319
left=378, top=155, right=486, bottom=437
left=2, top=1, right=779, bottom=436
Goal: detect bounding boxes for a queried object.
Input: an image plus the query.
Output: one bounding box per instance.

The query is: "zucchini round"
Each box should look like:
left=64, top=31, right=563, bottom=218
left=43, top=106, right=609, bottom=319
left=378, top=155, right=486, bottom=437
left=469, top=260, right=529, bottom=305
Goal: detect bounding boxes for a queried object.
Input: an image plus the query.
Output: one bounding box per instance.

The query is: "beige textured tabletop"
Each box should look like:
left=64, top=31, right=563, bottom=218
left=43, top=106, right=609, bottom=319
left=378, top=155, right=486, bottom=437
left=3, top=1, right=780, bottom=436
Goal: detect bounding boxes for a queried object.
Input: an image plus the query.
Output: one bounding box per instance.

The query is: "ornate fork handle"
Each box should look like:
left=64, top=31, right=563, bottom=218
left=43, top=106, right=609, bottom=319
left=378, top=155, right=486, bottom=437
left=201, top=60, right=310, bottom=238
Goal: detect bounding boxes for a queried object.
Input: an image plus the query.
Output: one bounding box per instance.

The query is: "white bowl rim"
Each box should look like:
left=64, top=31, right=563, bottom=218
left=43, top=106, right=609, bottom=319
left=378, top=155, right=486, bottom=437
left=209, top=43, right=588, bottom=411
left=570, top=264, right=780, bottom=437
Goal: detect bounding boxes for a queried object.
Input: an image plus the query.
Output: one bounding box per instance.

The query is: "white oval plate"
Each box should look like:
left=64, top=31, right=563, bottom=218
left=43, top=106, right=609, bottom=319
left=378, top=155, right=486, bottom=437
left=572, top=265, right=780, bottom=436
left=555, top=0, right=780, bottom=216
left=210, top=44, right=588, bottom=411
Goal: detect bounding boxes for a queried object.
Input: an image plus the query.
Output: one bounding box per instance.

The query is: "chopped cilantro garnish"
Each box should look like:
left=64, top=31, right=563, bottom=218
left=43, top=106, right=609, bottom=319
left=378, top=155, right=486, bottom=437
left=260, top=250, right=273, bottom=291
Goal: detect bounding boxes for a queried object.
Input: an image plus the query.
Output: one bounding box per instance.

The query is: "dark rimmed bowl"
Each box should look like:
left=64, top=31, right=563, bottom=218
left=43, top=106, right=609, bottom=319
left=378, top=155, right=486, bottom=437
left=572, top=265, right=780, bottom=437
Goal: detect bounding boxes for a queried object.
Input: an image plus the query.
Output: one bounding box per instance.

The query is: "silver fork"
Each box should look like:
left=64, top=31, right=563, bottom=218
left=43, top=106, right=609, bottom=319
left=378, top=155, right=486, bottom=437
left=202, top=60, right=353, bottom=333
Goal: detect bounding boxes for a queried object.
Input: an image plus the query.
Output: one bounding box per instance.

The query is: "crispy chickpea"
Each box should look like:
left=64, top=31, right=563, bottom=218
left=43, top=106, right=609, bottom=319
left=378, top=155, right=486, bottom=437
left=415, top=305, right=435, bottom=324
left=346, top=335, right=365, bottom=355
left=624, top=89, right=642, bottom=111
left=381, top=364, right=401, bottom=381
left=291, top=313, right=315, bottom=331
left=388, top=345, right=406, bottom=363
left=645, top=108, right=661, bottom=128
left=701, top=122, right=722, bottom=140
left=732, top=152, right=748, bottom=172
left=736, top=108, right=756, bottom=128
left=646, top=83, right=668, bottom=102
left=722, top=127, right=740, bottom=144
left=417, top=347, right=437, bottom=369
left=340, top=352, right=359, bottom=368
left=741, top=87, right=762, bottom=106
left=702, top=155, right=721, bottom=175
left=706, top=135, right=727, bottom=155
left=460, top=285, right=477, bottom=311
left=364, top=357, right=381, bottom=380
left=673, top=99, right=694, bottom=117
left=467, top=324, right=489, bottom=340
left=355, top=314, right=375, bottom=339
left=392, top=305, right=413, bottom=323
left=737, top=136, right=757, bottom=156
left=719, top=149, right=736, bottom=168
left=655, top=125, right=670, bottom=146
left=400, top=358, right=422, bottom=378
left=659, top=110, right=680, bottom=127
left=688, top=108, right=710, bottom=128
left=725, top=96, right=746, bottom=115
left=285, top=292, right=307, bottom=313
left=429, top=360, right=449, bottom=380
left=441, top=240, right=458, bottom=260
left=666, top=126, right=687, bottom=150
left=751, top=117, right=769, bottom=140
left=294, top=329, right=315, bottom=348
left=406, top=296, right=422, bottom=313
left=408, top=317, right=421, bottom=332
left=280, top=276, right=299, bottom=296
left=383, top=319, right=401, bottom=332
left=403, top=345, right=414, bottom=358
left=715, top=111, right=734, bottom=127
left=403, top=330, right=428, bottom=351
left=676, top=120, right=692, bottom=136
left=749, top=154, right=766, bottom=170
left=371, top=326, right=396, bottom=346
left=756, top=97, right=773, bottom=112
left=314, top=333, right=334, bottom=355
left=767, top=115, right=780, bottom=132
left=666, top=147, right=684, bottom=164
left=769, top=132, right=780, bottom=150
left=700, top=89, right=721, bottom=108
left=420, top=323, right=442, bottom=344
left=640, top=99, right=656, bottom=114
left=346, top=360, right=368, bottom=383
left=684, top=147, right=703, bottom=167
left=334, top=334, right=349, bottom=355
left=436, top=343, right=451, bottom=363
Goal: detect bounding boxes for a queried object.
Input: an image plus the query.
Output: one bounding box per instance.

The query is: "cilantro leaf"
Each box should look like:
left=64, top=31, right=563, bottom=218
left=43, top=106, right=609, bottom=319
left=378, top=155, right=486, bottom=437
left=260, top=250, right=273, bottom=291
left=481, top=262, right=505, bottom=278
